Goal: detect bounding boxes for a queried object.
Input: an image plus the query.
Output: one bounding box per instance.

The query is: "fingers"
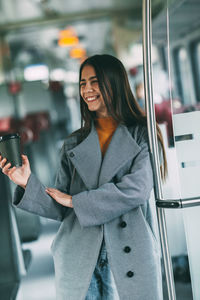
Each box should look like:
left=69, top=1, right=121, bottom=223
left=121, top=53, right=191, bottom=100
left=0, top=156, right=16, bottom=178
left=2, top=161, right=11, bottom=173
left=45, top=188, right=73, bottom=208
left=45, top=188, right=63, bottom=200
left=7, top=166, right=17, bottom=177
left=45, top=188, right=63, bottom=197
left=1, top=161, right=16, bottom=177
left=22, top=154, right=30, bottom=166
left=46, top=188, right=57, bottom=193
left=45, top=188, right=59, bottom=199
left=0, top=157, right=9, bottom=170
left=45, top=188, right=57, bottom=200
left=45, top=187, right=55, bottom=193
left=0, top=156, right=5, bottom=167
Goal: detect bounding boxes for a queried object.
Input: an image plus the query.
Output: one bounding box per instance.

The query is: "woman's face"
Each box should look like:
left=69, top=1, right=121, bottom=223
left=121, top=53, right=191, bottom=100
left=80, top=65, right=108, bottom=118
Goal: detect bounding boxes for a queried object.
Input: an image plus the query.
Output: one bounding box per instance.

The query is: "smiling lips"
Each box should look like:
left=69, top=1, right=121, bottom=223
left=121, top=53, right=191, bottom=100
left=85, top=95, right=99, bottom=102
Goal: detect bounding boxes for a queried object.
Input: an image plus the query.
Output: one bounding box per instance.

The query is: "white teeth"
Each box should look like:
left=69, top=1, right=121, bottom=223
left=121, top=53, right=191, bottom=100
left=86, top=96, right=98, bottom=101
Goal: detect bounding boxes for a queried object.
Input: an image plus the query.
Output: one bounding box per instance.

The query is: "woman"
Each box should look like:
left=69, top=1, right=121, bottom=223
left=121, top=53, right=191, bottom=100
left=0, top=54, right=167, bottom=300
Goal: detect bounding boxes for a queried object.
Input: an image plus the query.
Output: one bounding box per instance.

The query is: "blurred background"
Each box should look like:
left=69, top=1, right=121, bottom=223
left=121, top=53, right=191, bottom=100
left=0, top=0, right=200, bottom=299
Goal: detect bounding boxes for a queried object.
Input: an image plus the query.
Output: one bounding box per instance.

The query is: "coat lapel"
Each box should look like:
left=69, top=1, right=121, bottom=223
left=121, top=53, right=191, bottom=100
left=67, top=123, right=142, bottom=190
left=67, top=123, right=102, bottom=190
left=98, top=124, right=141, bottom=186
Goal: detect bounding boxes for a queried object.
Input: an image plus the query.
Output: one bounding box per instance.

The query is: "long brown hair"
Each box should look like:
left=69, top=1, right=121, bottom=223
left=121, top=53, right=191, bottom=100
left=78, top=54, right=167, bottom=179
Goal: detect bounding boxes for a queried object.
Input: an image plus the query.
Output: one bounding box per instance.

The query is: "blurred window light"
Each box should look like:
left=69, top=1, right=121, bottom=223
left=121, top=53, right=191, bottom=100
left=24, top=64, right=49, bottom=81
left=50, top=69, right=66, bottom=81
left=64, top=71, right=79, bottom=83
left=50, top=69, right=79, bottom=83
left=179, top=48, right=187, bottom=61
left=122, top=43, right=159, bottom=68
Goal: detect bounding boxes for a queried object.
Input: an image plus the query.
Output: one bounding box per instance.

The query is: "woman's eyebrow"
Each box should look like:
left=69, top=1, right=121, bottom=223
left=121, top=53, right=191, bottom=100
left=80, top=76, right=97, bottom=82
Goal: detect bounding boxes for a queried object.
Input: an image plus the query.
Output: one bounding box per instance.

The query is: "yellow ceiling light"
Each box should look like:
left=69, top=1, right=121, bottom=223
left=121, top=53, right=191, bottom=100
left=69, top=47, right=86, bottom=59
left=58, top=36, right=79, bottom=47
left=58, top=27, right=79, bottom=47
left=59, top=27, right=76, bottom=38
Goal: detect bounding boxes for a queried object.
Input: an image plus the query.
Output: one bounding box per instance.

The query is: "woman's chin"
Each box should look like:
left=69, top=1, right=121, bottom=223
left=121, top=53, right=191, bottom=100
left=87, top=103, right=99, bottom=111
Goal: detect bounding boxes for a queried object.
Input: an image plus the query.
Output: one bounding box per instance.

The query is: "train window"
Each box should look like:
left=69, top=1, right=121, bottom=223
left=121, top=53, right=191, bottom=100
left=176, top=48, right=193, bottom=105
left=195, top=42, right=200, bottom=101
left=189, top=40, right=200, bottom=103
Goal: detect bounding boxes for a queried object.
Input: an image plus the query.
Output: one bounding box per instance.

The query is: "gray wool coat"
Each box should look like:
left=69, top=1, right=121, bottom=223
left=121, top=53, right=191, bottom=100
left=13, top=123, right=163, bottom=300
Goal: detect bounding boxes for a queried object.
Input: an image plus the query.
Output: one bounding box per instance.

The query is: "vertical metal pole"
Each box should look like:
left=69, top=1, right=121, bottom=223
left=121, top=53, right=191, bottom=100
left=142, top=1, right=176, bottom=300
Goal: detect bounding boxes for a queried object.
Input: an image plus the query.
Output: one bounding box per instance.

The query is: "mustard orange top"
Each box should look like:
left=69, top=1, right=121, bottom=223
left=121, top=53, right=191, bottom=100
left=95, top=117, right=118, bottom=157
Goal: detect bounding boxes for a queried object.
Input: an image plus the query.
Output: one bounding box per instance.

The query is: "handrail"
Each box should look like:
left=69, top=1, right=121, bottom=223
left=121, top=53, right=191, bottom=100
left=142, top=0, right=163, bottom=198
left=156, top=196, right=200, bottom=209
left=142, top=1, right=176, bottom=300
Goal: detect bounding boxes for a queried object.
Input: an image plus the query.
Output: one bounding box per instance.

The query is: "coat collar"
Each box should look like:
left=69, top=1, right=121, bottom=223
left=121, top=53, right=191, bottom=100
left=67, top=123, right=141, bottom=190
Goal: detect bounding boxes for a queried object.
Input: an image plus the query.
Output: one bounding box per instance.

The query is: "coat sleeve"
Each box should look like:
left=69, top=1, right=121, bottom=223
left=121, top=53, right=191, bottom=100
left=72, top=135, right=154, bottom=227
left=13, top=143, right=71, bottom=221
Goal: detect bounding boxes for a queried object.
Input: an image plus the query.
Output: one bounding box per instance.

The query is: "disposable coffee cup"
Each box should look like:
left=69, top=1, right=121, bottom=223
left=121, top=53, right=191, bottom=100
left=0, top=133, right=22, bottom=167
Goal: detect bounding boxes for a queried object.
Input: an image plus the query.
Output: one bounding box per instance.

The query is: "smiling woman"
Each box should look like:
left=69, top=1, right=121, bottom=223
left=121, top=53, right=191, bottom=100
left=0, top=54, right=167, bottom=300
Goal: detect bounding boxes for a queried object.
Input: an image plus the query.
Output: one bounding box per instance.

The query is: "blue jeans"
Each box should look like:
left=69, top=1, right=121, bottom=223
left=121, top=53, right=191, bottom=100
left=85, top=239, right=120, bottom=300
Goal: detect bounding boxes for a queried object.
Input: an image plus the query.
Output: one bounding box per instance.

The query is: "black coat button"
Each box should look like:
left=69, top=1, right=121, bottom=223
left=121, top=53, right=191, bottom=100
left=124, top=246, right=131, bottom=253
left=127, top=271, right=134, bottom=277
left=120, top=221, right=127, bottom=228
left=69, top=152, right=75, bottom=158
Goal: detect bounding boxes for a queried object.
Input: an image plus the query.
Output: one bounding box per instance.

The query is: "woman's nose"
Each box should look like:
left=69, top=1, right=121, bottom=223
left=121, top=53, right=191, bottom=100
left=84, top=82, right=93, bottom=92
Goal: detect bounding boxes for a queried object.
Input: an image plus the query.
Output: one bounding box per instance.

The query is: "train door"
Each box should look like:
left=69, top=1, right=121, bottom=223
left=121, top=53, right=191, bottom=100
left=143, top=0, right=200, bottom=299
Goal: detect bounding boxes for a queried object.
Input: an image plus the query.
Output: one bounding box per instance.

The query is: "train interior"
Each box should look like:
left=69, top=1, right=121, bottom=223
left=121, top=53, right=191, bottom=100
left=0, top=0, right=200, bottom=299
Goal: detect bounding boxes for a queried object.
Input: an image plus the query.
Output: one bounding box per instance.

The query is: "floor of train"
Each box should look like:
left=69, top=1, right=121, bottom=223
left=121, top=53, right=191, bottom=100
left=16, top=219, right=192, bottom=300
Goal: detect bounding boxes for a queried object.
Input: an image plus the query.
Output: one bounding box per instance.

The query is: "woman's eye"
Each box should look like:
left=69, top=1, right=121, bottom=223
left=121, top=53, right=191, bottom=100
left=91, top=80, right=98, bottom=85
left=80, top=80, right=98, bottom=88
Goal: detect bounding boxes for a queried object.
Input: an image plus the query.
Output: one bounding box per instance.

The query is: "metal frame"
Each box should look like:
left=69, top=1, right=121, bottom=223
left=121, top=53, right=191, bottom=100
left=143, top=1, right=200, bottom=299
left=142, top=1, right=176, bottom=299
left=0, top=6, right=141, bottom=33
left=156, top=196, right=200, bottom=209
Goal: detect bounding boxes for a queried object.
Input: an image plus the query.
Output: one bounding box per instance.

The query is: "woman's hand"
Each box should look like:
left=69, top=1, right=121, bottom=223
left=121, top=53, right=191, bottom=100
left=0, top=154, right=31, bottom=189
left=45, top=188, right=73, bottom=208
